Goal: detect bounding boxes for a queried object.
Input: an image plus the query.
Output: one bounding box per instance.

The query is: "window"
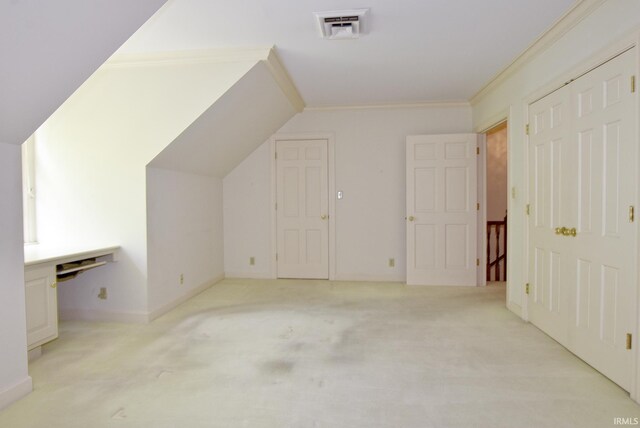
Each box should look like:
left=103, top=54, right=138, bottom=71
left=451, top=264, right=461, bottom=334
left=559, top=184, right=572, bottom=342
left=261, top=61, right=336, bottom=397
left=22, top=135, right=37, bottom=244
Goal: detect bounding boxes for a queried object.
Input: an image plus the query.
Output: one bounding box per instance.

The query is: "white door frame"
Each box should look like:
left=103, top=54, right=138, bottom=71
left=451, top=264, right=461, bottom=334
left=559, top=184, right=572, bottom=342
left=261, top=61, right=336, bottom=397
left=520, top=32, right=640, bottom=402
left=270, top=133, right=336, bottom=280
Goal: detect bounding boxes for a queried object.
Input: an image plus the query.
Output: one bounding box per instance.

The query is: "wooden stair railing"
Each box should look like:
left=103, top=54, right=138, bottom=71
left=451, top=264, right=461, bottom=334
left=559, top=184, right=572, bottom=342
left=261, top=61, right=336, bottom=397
left=486, top=214, right=507, bottom=281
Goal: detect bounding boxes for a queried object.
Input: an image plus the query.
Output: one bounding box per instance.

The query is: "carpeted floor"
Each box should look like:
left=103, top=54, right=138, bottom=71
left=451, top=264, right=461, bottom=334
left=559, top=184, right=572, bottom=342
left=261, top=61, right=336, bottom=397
left=1, top=279, right=638, bottom=427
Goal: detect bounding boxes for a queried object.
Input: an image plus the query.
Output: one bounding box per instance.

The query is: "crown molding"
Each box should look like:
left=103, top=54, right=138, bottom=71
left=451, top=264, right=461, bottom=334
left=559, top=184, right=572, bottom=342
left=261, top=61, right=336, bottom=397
left=264, top=49, right=305, bottom=112
left=103, top=47, right=272, bottom=69
left=304, top=100, right=470, bottom=112
left=469, top=0, right=607, bottom=106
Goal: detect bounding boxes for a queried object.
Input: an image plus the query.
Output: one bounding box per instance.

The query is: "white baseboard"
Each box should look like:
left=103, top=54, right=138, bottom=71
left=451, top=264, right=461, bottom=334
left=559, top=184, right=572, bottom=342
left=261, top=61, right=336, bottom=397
left=59, top=308, right=149, bottom=324
left=225, top=271, right=271, bottom=279
left=333, top=273, right=405, bottom=282
left=507, top=301, right=523, bottom=319
left=147, top=274, right=225, bottom=322
left=0, top=376, right=32, bottom=411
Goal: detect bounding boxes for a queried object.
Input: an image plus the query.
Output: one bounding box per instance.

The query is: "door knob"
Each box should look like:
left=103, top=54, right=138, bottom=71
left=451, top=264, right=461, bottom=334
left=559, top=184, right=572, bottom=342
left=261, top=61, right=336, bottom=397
left=320, top=215, right=327, bottom=220
left=563, top=227, right=577, bottom=237
left=555, top=227, right=566, bottom=235
left=408, top=216, right=415, bottom=222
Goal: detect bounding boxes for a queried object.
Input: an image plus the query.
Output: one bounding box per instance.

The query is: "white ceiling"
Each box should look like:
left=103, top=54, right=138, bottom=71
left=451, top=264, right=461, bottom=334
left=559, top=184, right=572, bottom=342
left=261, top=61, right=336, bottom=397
left=0, top=0, right=167, bottom=145
left=119, top=0, right=577, bottom=107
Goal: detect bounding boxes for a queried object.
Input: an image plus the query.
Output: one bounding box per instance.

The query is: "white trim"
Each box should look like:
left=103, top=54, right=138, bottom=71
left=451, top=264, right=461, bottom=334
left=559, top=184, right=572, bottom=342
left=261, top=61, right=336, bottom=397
left=507, top=302, right=523, bottom=319
left=104, top=47, right=305, bottom=114
left=470, top=0, right=607, bottom=106
left=264, top=50, right=305, bottom=112
left=147, top=274, right=224, bottom=322
left=104, top=47, right=273, bottom=69
left=632, top=31, right=640, bottom=405
left=59, top=308, right=150, bottom=324
left=225, top=272, right=271, bottom=279
left=333, top=274, right=405, bottom=283
left=477, top=133, right=487, bottom=287
left=0, top=376, right=32, bottom=411
left=304, top=101, right=469, bottom=112
left=270, top=133, right=337, bottom=280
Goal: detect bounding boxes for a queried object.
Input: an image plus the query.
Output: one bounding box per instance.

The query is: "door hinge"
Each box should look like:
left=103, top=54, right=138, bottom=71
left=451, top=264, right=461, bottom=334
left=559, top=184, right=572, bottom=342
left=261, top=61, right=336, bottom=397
left=526, top=204, right=530, bottom=215
left=477, top=203, right=480, bottom=211
left=627, top=333, right=633, bottom=350
left=476, top=147, right=480, bottom=155
left=525, top=283, right=530, bottom=295
left=629, top=205, right=635, bottom=223
left=275, top=202, right=277, bottom=211
left=275, top=151, right=278, bottom=160
left=476, top=258, right=480, bottom=266
left=525, top=124, right=530, bottom=135
left=276, top=253, right=278, bottom=261
left=632, top=75, right=636, bottom=93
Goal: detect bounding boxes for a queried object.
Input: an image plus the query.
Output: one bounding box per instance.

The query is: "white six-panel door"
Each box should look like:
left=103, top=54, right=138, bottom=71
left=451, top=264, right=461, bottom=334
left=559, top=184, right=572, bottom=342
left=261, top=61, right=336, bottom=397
left=528, top=48, right=637, bottom=391
left=528, top=84, right=573, bottom=346
left=406, top=134, right=478, bottom=286
left=276, top=140, right=329, bottom=279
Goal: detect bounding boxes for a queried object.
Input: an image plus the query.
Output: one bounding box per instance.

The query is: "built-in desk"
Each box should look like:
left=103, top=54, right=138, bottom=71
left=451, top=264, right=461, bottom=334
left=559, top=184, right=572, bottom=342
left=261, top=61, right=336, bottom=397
left=24, top=245, right=119, bottom=357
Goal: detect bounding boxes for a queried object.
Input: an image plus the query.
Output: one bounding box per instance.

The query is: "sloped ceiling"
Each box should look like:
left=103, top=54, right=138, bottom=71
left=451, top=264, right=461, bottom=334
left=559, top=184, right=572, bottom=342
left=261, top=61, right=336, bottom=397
left=0, top=0, right=167, bottom=145
left=118, top=0, right=577, bottom=106
left=148, top=58, right=301, bottom=177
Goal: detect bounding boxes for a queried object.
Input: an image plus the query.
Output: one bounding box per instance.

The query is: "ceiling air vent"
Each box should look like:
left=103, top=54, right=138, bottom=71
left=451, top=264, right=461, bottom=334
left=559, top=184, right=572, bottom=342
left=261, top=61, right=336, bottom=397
left=314, top=9, right=368, bottom=40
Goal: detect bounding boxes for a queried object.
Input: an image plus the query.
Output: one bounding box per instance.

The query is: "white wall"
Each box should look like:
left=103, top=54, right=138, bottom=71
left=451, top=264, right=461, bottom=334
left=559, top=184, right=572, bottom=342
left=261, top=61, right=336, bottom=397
left=224, top=105, right=472, bottom=281
left=36, top=59, right=256, bottom=320
left=472, top=0, right=640, bottom=313
left=0, top=143, right=31, bottom=409
left=146, top=167, right=224, bottom=316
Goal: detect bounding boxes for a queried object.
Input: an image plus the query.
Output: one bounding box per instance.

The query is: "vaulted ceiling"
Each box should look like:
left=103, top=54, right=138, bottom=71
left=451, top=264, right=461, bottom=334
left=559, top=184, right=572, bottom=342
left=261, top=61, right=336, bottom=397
left=0, top=0, right=168, bottom=145
left=119, top=0, right=578, bottom=107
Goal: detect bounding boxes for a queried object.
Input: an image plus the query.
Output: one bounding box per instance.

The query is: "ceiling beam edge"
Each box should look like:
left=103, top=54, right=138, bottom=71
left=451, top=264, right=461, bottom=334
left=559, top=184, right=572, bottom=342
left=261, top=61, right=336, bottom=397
left=103, top=47, right=272, bottom=69
left=469, top=0, right=607, bottom=106
left=263, top=49, right=305, bottom=112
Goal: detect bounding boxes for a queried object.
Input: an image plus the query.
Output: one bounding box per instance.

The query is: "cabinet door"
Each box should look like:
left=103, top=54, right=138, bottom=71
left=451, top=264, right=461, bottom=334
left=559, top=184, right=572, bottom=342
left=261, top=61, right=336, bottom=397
left=25, top=265, right=58, bottom=349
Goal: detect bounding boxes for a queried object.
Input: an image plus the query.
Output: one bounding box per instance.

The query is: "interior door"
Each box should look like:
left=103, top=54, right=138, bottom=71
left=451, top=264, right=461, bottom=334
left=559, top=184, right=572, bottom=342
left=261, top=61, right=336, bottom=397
left=276, top=139, right=329, bottom=279
left=566, top=49, right=637, bottom=391
left=527, top=48, right=637, bottom=391
left=527, top=85, right=573, bottom=345
left=406, top=134, right=478, bottom=286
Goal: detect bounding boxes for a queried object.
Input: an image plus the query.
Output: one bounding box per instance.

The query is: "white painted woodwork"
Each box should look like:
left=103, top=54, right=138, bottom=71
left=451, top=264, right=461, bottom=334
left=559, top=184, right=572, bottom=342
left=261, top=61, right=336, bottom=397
left=24, top=265, right=58, bottom=350
left=527, top=84, right=572, bottom=345
left=528, top=49, right=637, bottom=391
left=406, top=134, right=478, bottom=286
left=276, top=140, right=329, bottom=279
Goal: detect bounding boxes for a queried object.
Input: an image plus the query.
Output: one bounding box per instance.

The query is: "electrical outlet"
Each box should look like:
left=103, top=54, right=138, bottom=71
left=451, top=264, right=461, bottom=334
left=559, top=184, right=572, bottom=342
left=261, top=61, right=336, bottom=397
left=180, top=274, right=184, bottom=285
left=98, top=287, right=107, bottom=300
left=249, top=257, right=255, bottom=266
left=388, top=258, right=395, bottom=268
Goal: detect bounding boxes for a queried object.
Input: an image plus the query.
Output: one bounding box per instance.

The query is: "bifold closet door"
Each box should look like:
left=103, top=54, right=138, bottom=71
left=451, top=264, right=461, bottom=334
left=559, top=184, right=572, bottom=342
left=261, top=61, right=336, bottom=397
left=528, top=48, right=637, bottom=391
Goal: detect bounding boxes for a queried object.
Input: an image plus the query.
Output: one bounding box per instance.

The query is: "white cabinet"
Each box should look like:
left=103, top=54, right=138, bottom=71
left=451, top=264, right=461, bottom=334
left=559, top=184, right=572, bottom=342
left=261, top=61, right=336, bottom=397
left=24, top=264, right=58, bottom=350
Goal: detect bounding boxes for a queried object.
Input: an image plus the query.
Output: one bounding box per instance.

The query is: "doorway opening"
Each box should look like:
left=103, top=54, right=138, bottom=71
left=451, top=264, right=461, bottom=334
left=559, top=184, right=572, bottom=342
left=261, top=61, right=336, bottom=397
left=484, top=121, right=508, bottom=286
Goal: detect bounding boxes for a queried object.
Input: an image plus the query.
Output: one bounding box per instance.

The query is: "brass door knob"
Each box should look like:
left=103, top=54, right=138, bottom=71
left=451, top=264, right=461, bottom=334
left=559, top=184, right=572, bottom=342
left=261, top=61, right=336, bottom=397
left=565, top=227, right=577, bottom=237
left=555, top=227, right=566, bottom=235
left=50, top=281, right=57, bottom=289
left=320, top=215, right=327, bottom=220
left=408, top=216, right=415, bottom=222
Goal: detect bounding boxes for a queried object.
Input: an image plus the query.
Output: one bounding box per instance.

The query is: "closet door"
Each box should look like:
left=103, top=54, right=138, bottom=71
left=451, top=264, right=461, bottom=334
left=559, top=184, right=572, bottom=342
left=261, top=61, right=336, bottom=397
left=527, top=85, right=573, bottom=345
left=527, top=48, right=637, bottom=391
left=567, top=49, right=637, bottom=391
